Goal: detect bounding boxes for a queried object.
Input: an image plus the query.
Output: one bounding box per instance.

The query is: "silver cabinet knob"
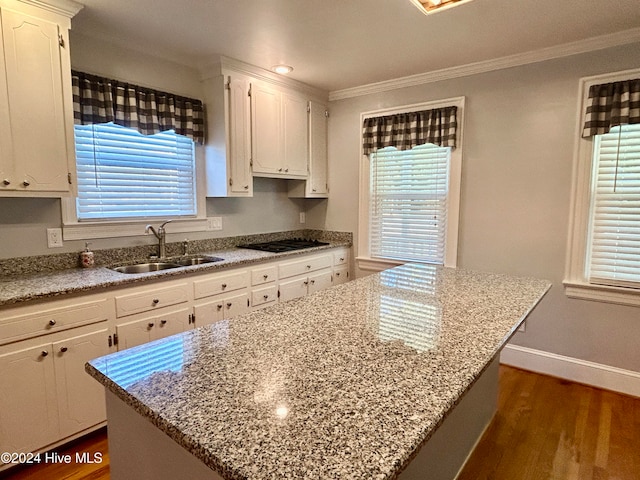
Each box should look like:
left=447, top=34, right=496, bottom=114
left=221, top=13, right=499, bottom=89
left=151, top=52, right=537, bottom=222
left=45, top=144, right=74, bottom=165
left=226, top=302, right=232, bottom=308
left=221, top=283, right=227, bottom=289
left=49, top=319, right=56, bottom=326
left=152, top=298, right=160, bottom=305
left=217, top=304, right=223, bottom=310
left=148, top=322, right=155, bottom=328
left=60, top=347, right=68, bottom=353
left=160, top=320, right=167, bottom=325
left=263, top=274, right=269, bottom=280
left=263, top=294, right=269, bottom=299
left=22, top=180, right=30, bottom=187
left=2, top=179, right=10, bottom=186
left=243, top=185, right=249, bottom=189
left=41, top=350, right=49, bottom=357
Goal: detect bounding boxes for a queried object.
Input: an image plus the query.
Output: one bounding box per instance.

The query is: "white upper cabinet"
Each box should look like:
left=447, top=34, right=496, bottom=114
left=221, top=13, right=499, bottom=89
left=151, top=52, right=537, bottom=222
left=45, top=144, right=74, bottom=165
left=0, top=1, right=80, bottom=197
left=289, top=100, right=329, bottom=198
left=200, top=56, right=329, bottom=196
left=251, top=82, right=308, bottom=179
left=203, top=71, right=253, bottom=197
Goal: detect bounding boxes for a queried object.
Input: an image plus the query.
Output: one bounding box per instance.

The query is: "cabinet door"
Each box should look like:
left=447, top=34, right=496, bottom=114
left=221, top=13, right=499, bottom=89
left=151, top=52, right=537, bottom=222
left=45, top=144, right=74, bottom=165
left=228, top=77, right=252, bottom=194
left=193, top=299, right=225, bottom=327
left=282, top=93, right=308, bottom=177
left=308, top=270, right=333, bottom=295
left=116, top=319, right=153, bottom=350
left=308, top=101, right=328, bottom=195
left=1, top=9, right=70, bottom=192
left=0, top=343, right=59, bottom=456
left=0, top=15, right=13, bottom=191
left=152, top=308, right=191, bottom=341
left=279, top=277, right=308, bottom=302
left=333, top=266, right=349, bottom=285
left=53, top=329, right=111, bottom=438
left=251, top=83, right=281, bottom=175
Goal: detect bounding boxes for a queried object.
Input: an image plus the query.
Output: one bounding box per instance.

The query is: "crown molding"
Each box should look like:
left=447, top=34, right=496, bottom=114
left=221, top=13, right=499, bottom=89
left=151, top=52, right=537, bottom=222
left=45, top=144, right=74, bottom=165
left=200, top=55, right=328, bottom=102
left=329, top=27, right=640, bottom=101
left=15, top=0, right=83, bottom=18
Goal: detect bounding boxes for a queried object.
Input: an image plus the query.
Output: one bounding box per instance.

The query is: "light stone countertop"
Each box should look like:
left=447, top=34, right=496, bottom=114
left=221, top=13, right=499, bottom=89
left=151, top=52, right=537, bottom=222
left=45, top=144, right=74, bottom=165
left=0, top=242, right=350, bottom=307
left=86, top=263, right=551, bottom=480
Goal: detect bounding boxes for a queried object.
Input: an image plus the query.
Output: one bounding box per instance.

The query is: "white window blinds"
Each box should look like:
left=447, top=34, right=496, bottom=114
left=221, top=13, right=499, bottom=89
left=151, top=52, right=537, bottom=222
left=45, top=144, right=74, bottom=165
left=587, top=123, right=640, bottom=288
left=370, top=144, right=450, bottom=264
left=74, top=123, right=196, bottom=220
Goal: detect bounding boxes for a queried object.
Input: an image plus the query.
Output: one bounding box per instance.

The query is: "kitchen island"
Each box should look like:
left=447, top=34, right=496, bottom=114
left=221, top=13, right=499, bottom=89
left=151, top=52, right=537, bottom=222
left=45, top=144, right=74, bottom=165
left=86, top=263, right=550, bottom=480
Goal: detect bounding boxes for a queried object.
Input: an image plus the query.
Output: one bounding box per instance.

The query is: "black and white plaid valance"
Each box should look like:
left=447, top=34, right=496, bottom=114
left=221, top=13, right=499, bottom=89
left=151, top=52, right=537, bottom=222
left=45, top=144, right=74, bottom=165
left=362, top=106, right=457, bottom=156
left=582, top=78, right=640, bottom=137
left=71, top=70, right=205, bottom=144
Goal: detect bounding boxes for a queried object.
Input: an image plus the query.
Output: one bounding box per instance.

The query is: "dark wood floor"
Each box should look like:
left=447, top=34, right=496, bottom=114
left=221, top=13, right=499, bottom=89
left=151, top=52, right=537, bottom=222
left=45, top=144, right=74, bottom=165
left=2, top=366, right=639, bottom=480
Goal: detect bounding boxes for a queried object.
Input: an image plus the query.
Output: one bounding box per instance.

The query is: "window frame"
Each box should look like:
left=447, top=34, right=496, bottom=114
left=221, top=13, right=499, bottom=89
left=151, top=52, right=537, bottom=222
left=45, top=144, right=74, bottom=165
left=357, top=97, right=465, bottom=272
left=62, top=127, right=208, bottom=241
left=564, top=68, right=640, bottom=307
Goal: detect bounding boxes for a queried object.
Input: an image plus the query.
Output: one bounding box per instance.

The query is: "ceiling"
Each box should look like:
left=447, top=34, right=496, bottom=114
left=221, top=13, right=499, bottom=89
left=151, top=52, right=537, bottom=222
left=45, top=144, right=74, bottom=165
left=70, top=0, right=640, bottom=93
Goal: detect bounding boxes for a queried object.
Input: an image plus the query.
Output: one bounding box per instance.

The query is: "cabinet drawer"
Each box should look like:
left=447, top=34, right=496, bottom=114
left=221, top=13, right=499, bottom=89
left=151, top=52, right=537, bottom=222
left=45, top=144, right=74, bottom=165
left=333, top=249, right=349, bottom=266
left=115, top=284, right=189, bottom=318
left=194, top=270, right=248, bottom=299
left=0, top=299, right=108, bottom=346
left=278, top=254, right=332, bottom=279
left=252, top=285, right=278, bottom=307
left=251, top=265, right=277, bottom=286
left=333, top=266, right=349, bottom=285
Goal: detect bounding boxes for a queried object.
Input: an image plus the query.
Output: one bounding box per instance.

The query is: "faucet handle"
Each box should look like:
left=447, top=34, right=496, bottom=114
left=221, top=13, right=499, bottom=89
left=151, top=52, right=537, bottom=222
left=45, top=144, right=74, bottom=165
left=159, top=219, right=173, bottom=230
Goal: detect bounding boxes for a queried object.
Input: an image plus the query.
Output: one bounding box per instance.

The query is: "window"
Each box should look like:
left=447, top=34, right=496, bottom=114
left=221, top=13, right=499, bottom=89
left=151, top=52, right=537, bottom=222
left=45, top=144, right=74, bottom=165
left=62, top=70, right=207, bottom=240
left=586, top=124, right=640, bottom=288
left=565, top=69, right=640, bottom=306
left=74, top=123, right=196, bottom=220
left=370, top=144, right=450, bottom=263
left=358, top=98, right=464, bottom=272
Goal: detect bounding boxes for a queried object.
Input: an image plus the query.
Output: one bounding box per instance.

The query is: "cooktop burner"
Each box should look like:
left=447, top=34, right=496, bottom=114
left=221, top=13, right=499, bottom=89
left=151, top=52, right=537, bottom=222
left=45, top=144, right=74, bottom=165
left=238, top=238, right=330, bottom=253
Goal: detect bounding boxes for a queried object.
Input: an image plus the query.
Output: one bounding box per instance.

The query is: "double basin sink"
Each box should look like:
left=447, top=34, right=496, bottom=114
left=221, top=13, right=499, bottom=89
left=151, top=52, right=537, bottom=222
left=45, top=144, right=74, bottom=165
left=111, top=255, right=223, bottom=274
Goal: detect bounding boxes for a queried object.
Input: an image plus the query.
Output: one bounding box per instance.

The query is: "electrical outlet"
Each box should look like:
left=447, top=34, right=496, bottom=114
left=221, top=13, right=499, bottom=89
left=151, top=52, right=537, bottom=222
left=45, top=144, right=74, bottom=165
left=208, top=217, right=222, bottom=231
left=47, top=228, right=63, bottom=248
left=299, top=212, right=306, bottom=224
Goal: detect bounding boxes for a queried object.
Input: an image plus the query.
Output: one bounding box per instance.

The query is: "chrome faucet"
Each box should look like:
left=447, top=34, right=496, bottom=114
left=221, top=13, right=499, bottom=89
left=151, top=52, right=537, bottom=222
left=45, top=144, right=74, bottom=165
left=145, top=220, right=172, bottom=259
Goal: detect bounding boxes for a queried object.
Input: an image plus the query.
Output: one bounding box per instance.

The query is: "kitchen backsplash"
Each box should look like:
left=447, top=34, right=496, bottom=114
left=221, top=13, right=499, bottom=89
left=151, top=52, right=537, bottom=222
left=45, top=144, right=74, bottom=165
left=0, top=230, right=352, bottom=277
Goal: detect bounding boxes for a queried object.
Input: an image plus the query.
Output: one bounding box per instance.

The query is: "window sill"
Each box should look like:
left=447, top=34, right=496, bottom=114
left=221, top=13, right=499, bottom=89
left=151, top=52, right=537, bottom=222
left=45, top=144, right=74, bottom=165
left=63, top=218, right=210, bottom=241
left=356, top=256, right=405, bottom=273
left=563, top=280, right=640, bottom=307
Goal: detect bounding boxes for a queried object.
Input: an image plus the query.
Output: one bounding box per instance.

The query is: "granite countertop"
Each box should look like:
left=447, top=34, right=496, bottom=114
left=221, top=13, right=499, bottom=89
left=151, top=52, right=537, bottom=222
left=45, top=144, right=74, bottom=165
left=86, top=263, right=551, bottom=480
left=0, top=240, right=350, bottom=307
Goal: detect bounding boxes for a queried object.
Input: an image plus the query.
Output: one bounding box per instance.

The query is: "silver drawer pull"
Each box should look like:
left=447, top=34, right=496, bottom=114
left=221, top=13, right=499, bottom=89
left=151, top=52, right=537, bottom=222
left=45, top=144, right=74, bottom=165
left=60, top=347, right=68, bottom=353
left=160, top=320, right=167, bottom=325
left=217, top=304, right=223, bottom=310
left=221, top=283, right=227, bottom=289
left=152, top=298, right=160, bottom=305
left=41, top=350, right=49, bottom=357
left=2, top=179, right=10, bottom=186
left=148, top=322, right=155, bottom=328
left=49, top=319, right=56, bottom=326
left=263, top=274, right=269, bottom=280
left=22, top=180, right=30, bottom=187
left=263, top=294, right=269, bottom=299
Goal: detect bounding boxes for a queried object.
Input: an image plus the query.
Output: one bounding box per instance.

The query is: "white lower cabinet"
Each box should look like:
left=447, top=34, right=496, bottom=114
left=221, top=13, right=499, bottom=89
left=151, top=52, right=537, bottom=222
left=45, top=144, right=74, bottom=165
left=0, top=325, right=112, bottom=461
left=193, top=292, right=249, bottom=326
left=279, top=270, right=333, bottom=302
left=116, top=307, right=192, bottom=351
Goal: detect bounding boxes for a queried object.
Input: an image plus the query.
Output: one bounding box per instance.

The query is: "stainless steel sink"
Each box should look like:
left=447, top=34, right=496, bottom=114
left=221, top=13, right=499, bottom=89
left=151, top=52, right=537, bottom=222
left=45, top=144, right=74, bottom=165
left=174, top=255, right=224, bottom=266
left=111, top=262, right=181, bottom=274
left=110, top=256, right=223, bottom=273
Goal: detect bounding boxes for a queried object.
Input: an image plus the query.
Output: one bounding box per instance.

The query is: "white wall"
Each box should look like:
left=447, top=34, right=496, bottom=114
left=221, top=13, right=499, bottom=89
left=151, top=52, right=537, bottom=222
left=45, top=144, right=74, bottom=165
left=325, top=43, right=640, bottom=374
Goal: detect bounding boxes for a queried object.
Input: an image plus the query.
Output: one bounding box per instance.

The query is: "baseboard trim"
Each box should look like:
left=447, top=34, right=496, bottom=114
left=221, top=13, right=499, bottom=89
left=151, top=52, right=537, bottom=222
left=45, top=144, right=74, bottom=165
left=500, top=344, right=640, bottom=398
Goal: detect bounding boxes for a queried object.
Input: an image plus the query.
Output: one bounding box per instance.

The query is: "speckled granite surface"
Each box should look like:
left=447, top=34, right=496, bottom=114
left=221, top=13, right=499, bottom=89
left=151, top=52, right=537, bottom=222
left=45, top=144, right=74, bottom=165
left=0, top=231, right=351, bottom=307
left=86, top=263, right=551, bottom=480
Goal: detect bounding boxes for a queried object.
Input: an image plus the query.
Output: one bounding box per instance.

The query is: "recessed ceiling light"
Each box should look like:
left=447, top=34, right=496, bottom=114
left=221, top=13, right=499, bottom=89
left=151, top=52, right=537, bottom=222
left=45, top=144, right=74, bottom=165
left=272, top=65, right=293, bottom=75
left=410, top=0, right=473, bottom=15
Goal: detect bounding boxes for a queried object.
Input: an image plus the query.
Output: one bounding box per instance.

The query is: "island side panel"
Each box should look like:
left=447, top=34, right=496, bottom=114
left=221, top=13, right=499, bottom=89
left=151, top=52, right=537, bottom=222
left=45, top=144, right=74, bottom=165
left=106, top=390, right=224, bottom=480
left=398, top=356, right=499, bottom=480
